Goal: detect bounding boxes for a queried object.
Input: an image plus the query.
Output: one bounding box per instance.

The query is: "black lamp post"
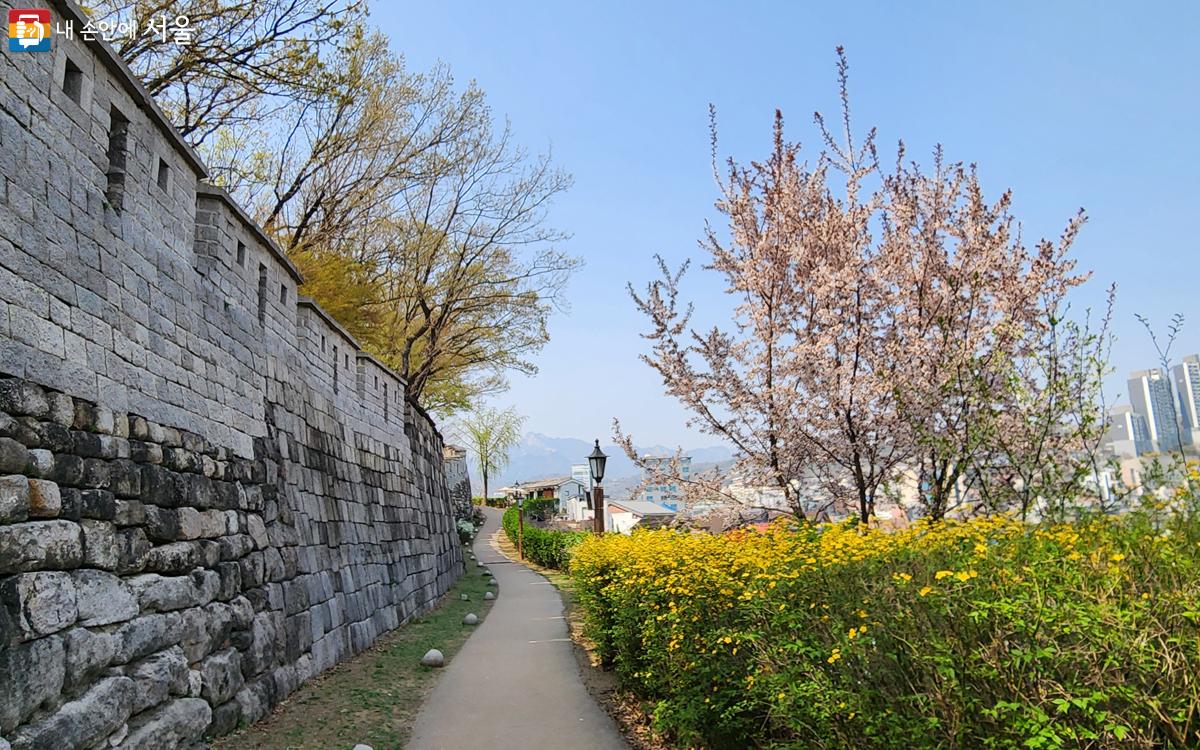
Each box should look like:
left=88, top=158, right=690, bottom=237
left=514, top=481, right=524, bottom=560
left=587, top=440, right=607, bottom=533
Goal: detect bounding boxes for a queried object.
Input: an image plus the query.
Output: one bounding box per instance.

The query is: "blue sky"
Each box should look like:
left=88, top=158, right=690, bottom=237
left=376, top=1, right=1200, bottom=448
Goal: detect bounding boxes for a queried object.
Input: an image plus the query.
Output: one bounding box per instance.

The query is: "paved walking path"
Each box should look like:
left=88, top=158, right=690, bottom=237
left=407, top=508, right=629, bottom=750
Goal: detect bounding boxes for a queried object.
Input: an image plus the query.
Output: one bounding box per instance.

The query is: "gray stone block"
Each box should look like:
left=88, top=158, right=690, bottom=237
left=118, top=697, right=211, bottom=750
left=0, top=475, right=29, bottom=523
left=81, top=519, right=118, bottom=570
left=0, top=439, right=28, bottom=476
left=7, top=675, right=133, bottom=750
left=63, top=627, right=117, bottom=691
left=124, top=646, right=188, bottom=713
left=0, top=519, right=83, bottom=574
left=0, top=635, right=65, bottom=733
left=71, top=569, right=137, bottom=626
left=0, top=380, right=48, bottom=419
left=0, top=571, right=77, bottom=639
left=199, top=647, right=244, bottom=705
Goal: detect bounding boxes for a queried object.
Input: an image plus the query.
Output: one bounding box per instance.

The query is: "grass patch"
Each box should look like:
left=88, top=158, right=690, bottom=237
left=213, top=559, right=493, bottom=750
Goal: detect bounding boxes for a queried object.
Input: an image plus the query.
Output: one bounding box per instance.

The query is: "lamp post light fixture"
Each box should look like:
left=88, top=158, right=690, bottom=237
left=514, top=481, right=524, bottom=561
left=587, top=440, right=607, bottom=534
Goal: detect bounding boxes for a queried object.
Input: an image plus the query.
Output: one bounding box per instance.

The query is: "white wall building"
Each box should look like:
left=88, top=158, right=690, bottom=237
left=639, top=455, right=691, bottom=510
left=1105, top=405, right=1153, bottom=458
left=1172, top=354, right=1200, bottom=447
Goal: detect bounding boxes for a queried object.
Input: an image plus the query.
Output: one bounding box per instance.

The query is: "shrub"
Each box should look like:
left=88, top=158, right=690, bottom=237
left=456, top=519, right=475, bottom=544
left=571, top=507, right=1200, bottom=749
left=502, top=506, right=586, bottom=570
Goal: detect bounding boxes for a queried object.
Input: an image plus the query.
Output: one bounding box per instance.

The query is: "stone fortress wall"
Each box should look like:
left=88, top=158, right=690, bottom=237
left=0, top=1, right=464, bottom=747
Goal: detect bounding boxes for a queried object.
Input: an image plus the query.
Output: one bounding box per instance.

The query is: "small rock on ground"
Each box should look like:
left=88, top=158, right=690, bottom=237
left=421, top=649, right=445, bottom=668
left=484, top=591, right=495, bottom=600
left=463, top=613, right=478, bottom=626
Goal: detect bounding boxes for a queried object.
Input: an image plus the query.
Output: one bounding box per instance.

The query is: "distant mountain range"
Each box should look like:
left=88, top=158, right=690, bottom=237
left=464, top=432, right=733, bottom=499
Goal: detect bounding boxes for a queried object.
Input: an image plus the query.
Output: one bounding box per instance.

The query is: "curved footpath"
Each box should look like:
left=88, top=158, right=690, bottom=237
left=407, top=507, right=629, bottom=750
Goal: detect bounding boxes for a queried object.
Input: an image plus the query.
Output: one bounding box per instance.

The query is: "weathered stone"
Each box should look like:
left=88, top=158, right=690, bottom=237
left=484, top=591, right=495, bottom=600
left=81, top=519, right=118, bottom=570
left=71, top=569, right=137, bottom=626
left=180, top=601, right=234, bottom=663
left=198, top=509, right=227, bottom=538
left=0, top=635, right=65, bottom=733
left=240, top=613, right=278, bottom=678
left=0, top=519, right=83, bottom=574
left=141, top=464, right=185, bottom=507
left=115, top=527, right=151, bottom=574
left=57, top=487, right=82, bottom=520
left=123, top=646, right=188, bottom=713
left=80, top=458, right=112, bottom=489
left=0, top=439, right=29, bottom=476
left=119, top=697, right=212, bottom=750
left=26, top=478, right=60, bottom=518
left=143, top=540, right=201, bottom=574
left=0, top=380, right=48, bottom=419
left=63, top=627, right=117, bottom=691
left=0, top=475, right=29, bottom=523
left=48, top=453, right=83, bottom=486
left=79, top=489, right=116, bottom=520
left=420, top=648, right=444, bottom=667
left=24, top=450, right=53, bottom=478
left=113, top=498, right=145, bottom=526
left=127, top=573, right=201, bottom=613
left=216, top=561, right=242, bottom=600
left=246, top=514, right=268, bottom=549
left=106, top=722, right=128, bottom=746
left=217, top=533, right=253, bottom=561
left=111, top=613, right=182, bottom=664
left=0, top=571, right=77, bottom=638
left=200, top=647, right=244, bottom=705
left=144, top=505, right=202, bottom=542
left=73, top=401, right=114, bottom=435
left=487, top=578, right=498, bottom=587
left=128, top=440, right=162, bottom=465
left=36, top=423, right=73, bottom=453
left=44, top=392, right=74, bottom=427
left=108, top=459, right=141, bottom=497
left=209, top=697, right=242, bottom=736
left=7, top=676, right=133, bottom=750
left=462, top=613, right=478, bottom=626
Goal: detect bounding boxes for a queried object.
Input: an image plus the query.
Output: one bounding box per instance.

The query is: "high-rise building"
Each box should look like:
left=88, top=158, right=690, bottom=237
left=1128, top=368, right=1182, bottom=453
left=1172, top=354, right=1200, bottom=447
left=640, top=455, right=691, bottom=511
left=1104, top=405, right=1152, bottom=458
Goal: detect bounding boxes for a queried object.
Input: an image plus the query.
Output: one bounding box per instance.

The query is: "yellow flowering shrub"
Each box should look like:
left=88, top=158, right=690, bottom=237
left=571, top=510, right=1200, bottom=749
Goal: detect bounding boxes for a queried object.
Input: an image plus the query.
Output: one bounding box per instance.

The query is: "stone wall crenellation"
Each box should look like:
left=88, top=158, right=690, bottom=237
left=0, top=1, right=463, bottom=748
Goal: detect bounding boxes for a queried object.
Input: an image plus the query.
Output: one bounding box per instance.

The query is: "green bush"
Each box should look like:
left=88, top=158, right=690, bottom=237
left=571, top=503, right=1200, bottom=749
left=502, top=506, right=586, bottom=570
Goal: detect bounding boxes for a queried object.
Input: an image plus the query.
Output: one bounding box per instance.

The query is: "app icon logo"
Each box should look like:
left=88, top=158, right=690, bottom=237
left=9, top=9, right=52, bottom=53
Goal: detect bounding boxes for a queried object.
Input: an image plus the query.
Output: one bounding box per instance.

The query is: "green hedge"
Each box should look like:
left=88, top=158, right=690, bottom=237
left=502, top=506, right=587, bottom=570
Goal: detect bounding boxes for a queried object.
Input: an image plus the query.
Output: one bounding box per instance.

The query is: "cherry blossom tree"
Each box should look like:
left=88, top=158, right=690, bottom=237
left=622, top=48, right=1096, bottom=524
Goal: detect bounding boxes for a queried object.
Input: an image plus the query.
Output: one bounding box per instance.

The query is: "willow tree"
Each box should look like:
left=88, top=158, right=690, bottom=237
left=457, top=407, right=524, bottom=501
